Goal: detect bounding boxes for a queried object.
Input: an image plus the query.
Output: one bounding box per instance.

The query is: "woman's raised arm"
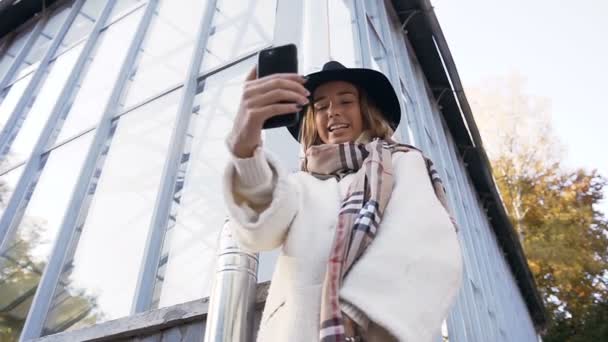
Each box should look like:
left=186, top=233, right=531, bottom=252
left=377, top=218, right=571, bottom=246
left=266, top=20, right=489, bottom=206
left=222, top=67, right=307, bottom=251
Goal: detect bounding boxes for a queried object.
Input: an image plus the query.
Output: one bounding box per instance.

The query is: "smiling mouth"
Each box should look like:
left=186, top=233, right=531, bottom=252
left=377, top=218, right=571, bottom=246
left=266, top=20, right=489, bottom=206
left=328, top=124, right=350, bottom=133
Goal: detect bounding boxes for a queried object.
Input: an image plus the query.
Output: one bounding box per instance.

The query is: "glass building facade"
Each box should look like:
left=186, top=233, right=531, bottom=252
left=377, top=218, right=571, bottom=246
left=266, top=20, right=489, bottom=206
left=0, top=0, right=543, bottom=341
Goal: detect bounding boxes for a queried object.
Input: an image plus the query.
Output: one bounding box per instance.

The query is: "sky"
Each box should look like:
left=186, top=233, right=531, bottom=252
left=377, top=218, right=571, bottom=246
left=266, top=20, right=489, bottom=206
left=432, top=0, right=608, bottom=214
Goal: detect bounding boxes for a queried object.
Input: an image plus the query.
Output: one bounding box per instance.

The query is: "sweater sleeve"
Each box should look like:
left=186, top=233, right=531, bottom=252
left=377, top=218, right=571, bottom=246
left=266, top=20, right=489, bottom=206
left=223, top=146, right=299, bottom=252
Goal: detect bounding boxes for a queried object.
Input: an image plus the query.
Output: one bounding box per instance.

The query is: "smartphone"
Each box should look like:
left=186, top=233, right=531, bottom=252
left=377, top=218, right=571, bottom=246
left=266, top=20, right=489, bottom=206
left=257, top=44, right=300, bottom=129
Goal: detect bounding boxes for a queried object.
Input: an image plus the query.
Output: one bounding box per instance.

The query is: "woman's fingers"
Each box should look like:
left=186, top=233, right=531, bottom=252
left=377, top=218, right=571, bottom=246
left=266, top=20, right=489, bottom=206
left=248, top=88, right=309, bottom=108
left=227, top=71, right=306, bottom=158
left=252, top=72, right=306, bottom=85
left=246, top=76, right=309, bottom=100
left=245, top=65, right=257, bottom=81
left=251, top=103, right=303, bottom=121
left=240, top=74, right=309, bottom=123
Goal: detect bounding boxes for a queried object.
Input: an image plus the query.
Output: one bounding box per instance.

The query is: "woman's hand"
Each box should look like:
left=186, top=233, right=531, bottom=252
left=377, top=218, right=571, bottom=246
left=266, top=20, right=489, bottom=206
left=226, top=66, right=310, bottom=158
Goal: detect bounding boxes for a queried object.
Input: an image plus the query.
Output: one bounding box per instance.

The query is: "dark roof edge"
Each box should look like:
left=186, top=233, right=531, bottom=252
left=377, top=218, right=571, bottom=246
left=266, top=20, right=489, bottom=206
left=391, top=0, right=548, bottom=329
left=0, top=0, right=63, bottom=39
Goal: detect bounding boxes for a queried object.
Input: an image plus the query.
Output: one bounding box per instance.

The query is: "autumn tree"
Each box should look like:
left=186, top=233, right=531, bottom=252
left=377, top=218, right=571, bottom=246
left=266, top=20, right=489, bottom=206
left=468, top=74, right=608, bottom=341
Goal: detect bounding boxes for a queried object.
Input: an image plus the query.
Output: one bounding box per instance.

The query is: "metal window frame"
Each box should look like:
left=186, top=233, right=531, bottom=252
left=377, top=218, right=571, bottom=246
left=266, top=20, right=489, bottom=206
left=0, top=0, right=148, bottom=92
left=0, top=45, right=266, bottom=178
left=130, top=0, right=219, bottom=314
left=409, top=53, right=492, bottom=341
left=419, top=76, right=495, bottom=341
left=0, top=0, right=117, bottom=248
left=12, top=1, right=122, bottom=340
left=18, top=0, right=158, bottom=337
left=0, top=0, right=84, bottom=157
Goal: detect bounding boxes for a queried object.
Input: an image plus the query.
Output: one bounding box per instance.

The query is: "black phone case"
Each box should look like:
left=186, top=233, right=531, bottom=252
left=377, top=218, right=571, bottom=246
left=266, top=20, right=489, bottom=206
left=258, top=44, right=300, bottom=129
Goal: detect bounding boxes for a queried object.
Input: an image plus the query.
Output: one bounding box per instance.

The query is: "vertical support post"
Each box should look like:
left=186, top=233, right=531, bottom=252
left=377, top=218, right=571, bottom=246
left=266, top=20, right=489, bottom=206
left=263, top=0, right=305, bottom=169
left=130, top=0, right=218, bottom=314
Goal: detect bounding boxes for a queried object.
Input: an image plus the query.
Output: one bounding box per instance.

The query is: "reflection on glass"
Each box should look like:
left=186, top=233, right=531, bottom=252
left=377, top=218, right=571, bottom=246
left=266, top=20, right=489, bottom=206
left=0, top=26, right=34, bottom=82
left=1, top=44, right=84, bottom=173
left=42, top=89, right=181, bottom=334
left=55, top=7, right=145, bottom=144
left=120, top=0, right=207, bottom=109
left=11, top=5, right=71, bottom=81
left=0, top=74, right=34, bottom=133
left=0, top=133, right=93, bottom=341
left=0, top=165, right=24, bottom=220
left=152, top=58, right=257, bottom=308
left=200, top=0, right=276, bottom=73
left=54, top=0, right=108, bottom=57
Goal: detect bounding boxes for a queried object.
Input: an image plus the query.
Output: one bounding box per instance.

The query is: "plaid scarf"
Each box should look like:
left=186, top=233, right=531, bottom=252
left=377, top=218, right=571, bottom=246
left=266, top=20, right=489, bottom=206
left=302, top=137, right=455, bottom=342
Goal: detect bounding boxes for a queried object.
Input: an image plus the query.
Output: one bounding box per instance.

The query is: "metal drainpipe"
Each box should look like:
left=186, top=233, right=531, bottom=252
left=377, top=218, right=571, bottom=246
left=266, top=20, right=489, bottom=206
left=204, top=220, right=259, bottom=342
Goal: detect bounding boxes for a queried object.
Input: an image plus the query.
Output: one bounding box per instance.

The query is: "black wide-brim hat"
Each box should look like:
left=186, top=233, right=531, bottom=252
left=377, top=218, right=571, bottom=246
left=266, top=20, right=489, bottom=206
left=287, top=61, right=401, bottom=140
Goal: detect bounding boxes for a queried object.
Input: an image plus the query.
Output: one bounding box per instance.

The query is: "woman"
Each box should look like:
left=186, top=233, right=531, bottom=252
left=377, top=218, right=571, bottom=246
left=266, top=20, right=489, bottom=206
left=224, top=61, right=463, bottom=341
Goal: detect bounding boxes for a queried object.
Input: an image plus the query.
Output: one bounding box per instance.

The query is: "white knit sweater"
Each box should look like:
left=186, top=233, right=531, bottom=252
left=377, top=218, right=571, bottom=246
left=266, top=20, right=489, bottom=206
left=223, top=145, right=463, bottom=341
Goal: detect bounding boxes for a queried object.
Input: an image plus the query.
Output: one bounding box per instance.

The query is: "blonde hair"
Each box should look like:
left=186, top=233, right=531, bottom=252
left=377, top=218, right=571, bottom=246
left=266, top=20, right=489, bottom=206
left=298, top=85, right=395, bottom=151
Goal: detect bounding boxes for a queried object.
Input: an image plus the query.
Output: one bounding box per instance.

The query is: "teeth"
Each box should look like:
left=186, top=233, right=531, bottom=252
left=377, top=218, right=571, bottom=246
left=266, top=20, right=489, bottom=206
left=329, top=124, right=349, bottom=132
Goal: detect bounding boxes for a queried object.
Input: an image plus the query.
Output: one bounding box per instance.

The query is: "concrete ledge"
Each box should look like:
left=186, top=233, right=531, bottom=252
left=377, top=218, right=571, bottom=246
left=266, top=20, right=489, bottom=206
left=30, top=282, right=270, bottom=342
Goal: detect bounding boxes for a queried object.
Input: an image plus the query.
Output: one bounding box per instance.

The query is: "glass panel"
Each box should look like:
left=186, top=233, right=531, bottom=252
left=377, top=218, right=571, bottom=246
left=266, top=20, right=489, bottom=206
left=200, top=0, right=276, bottom=73
left=11, top=5, right=71, bottom=81
left=152, top=58, right=259, bottom=308
left=0, top=133, right=94, bottom=341
left=119, top=0, right=207, bottom=109
left=54, top=0, right=108, bottom=57
left=109, top=0, right=146, bottom=20
left=42, top=89, right=181, bottom=334
left=55, top=7, right=145, bottom=144
left=0, top=165, right=25, bottom=220
left=328, top=0, right=359, bottom=67
left=0, top=26, right=34, bottom=82
left=80, top=0, right=107, bottom=23
left=0, top=73, right=34, bottom=133
left=1, top=43, right=85, bottom=173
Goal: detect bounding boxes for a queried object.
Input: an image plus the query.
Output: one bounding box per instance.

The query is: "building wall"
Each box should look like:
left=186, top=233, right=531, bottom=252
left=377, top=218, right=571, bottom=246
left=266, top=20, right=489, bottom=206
left=0, top=0, right=538, bottom=341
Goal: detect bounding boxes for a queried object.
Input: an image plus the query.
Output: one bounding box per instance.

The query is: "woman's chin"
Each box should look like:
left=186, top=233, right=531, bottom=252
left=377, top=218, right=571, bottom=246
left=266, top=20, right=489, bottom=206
left=329, top=134, right=353, bottom=144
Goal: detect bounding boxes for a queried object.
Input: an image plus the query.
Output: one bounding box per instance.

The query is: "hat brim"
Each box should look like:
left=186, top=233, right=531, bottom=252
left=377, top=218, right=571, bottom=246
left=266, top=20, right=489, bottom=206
left=287, top=68, right=401, bottom=141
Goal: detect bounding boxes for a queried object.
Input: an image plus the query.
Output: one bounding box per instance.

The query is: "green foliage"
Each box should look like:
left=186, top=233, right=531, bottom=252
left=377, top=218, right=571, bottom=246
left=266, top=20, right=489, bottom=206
left=0, top=160, right=104, bottom=341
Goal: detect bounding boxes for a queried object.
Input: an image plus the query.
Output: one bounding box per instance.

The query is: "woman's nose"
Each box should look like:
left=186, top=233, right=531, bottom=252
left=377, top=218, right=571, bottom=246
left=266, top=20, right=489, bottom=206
left=327, top=102, right=340, bottom=117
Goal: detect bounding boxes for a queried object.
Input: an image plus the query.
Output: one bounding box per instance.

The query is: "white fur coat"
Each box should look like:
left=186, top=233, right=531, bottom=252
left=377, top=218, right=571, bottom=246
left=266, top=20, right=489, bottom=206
left=223, top=146, right=463, bottom=341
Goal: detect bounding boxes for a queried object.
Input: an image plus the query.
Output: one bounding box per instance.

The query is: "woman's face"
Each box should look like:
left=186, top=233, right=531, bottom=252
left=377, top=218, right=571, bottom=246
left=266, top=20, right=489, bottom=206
left=313, top=81, right=364, bottom=144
